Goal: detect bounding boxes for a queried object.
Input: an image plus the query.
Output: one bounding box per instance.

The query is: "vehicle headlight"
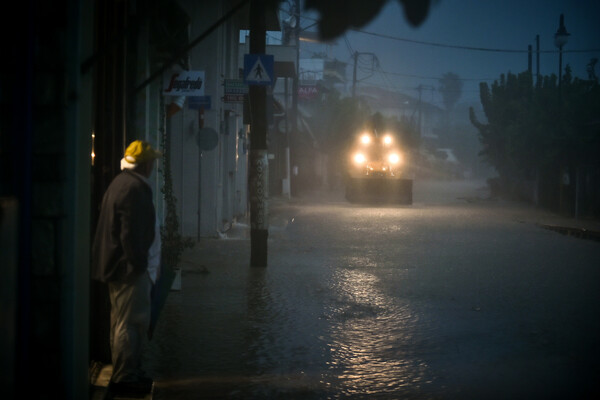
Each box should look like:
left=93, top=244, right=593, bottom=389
left=353, top=153, right=366, bottom=164
left=360, top=134, right=371, bottom=145
left=383, top=135, right=393, bottom=145
left=388, top=153, right=402, bottom=164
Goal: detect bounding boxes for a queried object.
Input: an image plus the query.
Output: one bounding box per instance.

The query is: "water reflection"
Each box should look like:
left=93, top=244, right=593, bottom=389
left=244, top=268, right=278, bottom=373
left=241, top=265, right=332, bottom=398
left=325, top=267, right=430, bottom=398
left=145, top=203, right=438, bottom=399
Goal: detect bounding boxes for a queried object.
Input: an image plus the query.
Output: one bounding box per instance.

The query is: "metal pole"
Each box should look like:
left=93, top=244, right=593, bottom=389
left=352, top=51, right=357, bottom=97
left=575, top=166, right=580, bottom=219
left=292, top=0, right=299, bottom=162
left=198, top=150, right=202, bottom=241
left=249, top=0, right=268, bottom=267
left=558, top=47, right=563, bottom=213
left=558, top=45, right=563, bottom=107
left=536, top=35, right=540, bottom=85
left=284, top=77, right=291, bottom=198
left=417, top=84, right=422, bottom=140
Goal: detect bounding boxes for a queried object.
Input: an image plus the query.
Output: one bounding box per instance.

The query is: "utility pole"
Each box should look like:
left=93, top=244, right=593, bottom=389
left=292, top=1, right=299, bottom=145
left=554, top=14, right=570, bottom=108
left=291, top=0, right=300, bottom=198
left=554, top=13, right=570, bottom=215
left=416, top=84, right=423, bottom=140
left=352, top=51, right=358, bottom=97
left=352, top=52, right=377, bottom=98
left=536, top=34, right=540, bottom=85
left=415, top=84, right=434, bottom=141
left=249, top=0, right=268, bottom=267
left=528, top=44, right=532, bottom=74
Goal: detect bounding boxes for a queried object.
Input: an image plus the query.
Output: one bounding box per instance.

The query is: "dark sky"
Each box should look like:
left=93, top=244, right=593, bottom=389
left=299, top=0, right=600, bottom=110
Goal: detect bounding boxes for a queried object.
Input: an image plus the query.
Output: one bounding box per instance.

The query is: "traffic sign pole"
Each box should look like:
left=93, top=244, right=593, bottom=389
left=249, top=0, right=269, bottom=267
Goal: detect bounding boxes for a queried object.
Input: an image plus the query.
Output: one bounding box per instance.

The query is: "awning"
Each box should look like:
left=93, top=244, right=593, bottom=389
left=237, top=1, right=281, bottom=31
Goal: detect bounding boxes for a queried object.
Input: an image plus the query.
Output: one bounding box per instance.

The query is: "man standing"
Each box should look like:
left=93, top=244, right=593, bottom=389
left=92, top=140, right=161, bottom=396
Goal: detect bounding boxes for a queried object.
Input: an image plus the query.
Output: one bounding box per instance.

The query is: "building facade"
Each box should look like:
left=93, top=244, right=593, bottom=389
left=0, top=0, right=279, bottom=398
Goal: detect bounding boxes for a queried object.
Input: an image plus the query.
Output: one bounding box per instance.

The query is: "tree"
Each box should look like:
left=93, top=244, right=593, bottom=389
left=469, top=71, right=544, bottom=185
left=438, top=72, right=463, bottom=114
left=469, top=67, right=600, bottom=213
left=308, top=88, right=370, bottom=187
left=315, top=88, right=372, bottom=154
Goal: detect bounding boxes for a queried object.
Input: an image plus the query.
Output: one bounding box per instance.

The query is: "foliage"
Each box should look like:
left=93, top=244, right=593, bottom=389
left=369, top=111, right=419, bottom=149
left=559, top=68, right=600, bottom=163
left=470, top=71, right=537, bottom=180
left=469, top=66, right=600, bottom=195
left=159, top=100, right=194, bottom=271
left=312, top=89, right=372, bottom=155
left=308, top=87, right=420, bottom=187
left=312, top=88, right=419, bottom=157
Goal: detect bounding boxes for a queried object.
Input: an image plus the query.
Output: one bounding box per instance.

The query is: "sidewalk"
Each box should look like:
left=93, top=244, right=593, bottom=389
left=427, top=179, right=600, bottom=243
left=533, top=216, right=600, bottom=242
left=485, top=197, right=600, bottom=243
left=90, top=363, right=153, bottom=400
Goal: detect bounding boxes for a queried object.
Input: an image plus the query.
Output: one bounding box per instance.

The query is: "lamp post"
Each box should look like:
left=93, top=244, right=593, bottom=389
left=554, top=14, right=570, bottom=215
left=554, top=13, right=570, bottom=107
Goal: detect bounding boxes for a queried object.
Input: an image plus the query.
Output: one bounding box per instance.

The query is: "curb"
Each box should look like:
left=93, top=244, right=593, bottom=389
left=537, top=224, right=600, bottom=242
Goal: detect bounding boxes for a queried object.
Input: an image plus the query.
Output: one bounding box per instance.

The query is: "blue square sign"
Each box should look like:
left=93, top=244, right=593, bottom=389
left=244, top=54, right=274, bottom=86
left=188, top=96, right=211, bottom=110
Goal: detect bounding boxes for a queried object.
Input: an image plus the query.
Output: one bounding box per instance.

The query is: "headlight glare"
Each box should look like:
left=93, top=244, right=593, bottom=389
left=388, top=153, right=402, bottom=164
left=354, top=153, right=366, bottom=164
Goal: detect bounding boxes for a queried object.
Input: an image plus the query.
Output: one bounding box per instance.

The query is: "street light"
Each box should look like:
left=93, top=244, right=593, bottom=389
left=554, top=14, right=570, bottom=216
left=554, top=13, right=570, bottom=106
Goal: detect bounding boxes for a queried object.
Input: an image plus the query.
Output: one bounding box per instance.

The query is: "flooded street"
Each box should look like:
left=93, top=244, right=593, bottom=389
left=145, top=180, right=600, bottom=399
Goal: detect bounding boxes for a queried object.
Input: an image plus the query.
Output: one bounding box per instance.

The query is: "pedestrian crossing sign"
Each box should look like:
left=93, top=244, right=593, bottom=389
left=244, top=54, right=274, bottom=86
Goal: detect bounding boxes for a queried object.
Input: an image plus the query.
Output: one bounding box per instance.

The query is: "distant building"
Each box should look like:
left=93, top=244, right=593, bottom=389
left=356, top=85, right=443, bottom=141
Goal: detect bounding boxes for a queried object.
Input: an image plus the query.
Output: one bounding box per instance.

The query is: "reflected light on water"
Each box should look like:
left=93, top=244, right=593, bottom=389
left=325, top=267, right=429, bottom=397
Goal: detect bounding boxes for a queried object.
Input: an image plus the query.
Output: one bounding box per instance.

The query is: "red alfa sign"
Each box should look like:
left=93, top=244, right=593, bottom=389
left=298, top=85, right=318, bottom=100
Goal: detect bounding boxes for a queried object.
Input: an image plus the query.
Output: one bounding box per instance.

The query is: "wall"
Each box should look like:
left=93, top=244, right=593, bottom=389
left=169, top=0, right=246, bottom=239
left=0, top=0, right=94, bottom=398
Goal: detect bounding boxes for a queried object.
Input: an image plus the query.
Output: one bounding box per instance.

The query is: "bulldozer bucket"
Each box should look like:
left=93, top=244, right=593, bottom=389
left=345, top=177, right=413, bottom=205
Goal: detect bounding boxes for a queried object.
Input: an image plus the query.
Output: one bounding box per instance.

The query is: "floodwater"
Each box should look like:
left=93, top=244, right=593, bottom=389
left=145, top=180, right=600, bottom=399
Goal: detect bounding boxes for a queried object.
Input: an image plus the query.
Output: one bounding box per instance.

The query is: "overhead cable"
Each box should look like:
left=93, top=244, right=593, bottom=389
left=348, top=28, right=600, bottom=54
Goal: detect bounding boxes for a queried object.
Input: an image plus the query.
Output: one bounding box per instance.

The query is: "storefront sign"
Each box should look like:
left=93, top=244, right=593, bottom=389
left=188, top=96, right=211, bottom=110
left=224, top=79, right=248, bottom=103
left=298, top=84, right=318, bottom=100
left=163, top=70, right=205, bottom=96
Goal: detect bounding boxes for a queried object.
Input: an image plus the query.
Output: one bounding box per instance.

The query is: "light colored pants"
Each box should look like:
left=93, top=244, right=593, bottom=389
left=108, top=272, right=152, bottom=383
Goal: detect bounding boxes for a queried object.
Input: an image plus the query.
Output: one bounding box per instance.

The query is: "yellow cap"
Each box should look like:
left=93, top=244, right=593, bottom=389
left=124, top=140, right=162, bottom=164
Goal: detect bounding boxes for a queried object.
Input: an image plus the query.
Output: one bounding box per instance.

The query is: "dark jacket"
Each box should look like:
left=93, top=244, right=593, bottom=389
left=92, top=170, right=156, bottom=283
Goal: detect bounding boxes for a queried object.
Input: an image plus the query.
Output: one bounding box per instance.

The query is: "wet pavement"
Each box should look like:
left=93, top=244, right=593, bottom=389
left=134, top=180, right=599, bottom=399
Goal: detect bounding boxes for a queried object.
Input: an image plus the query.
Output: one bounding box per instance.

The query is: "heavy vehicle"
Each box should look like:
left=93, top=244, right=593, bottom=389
left=344, top=129, right=413, bottom=204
